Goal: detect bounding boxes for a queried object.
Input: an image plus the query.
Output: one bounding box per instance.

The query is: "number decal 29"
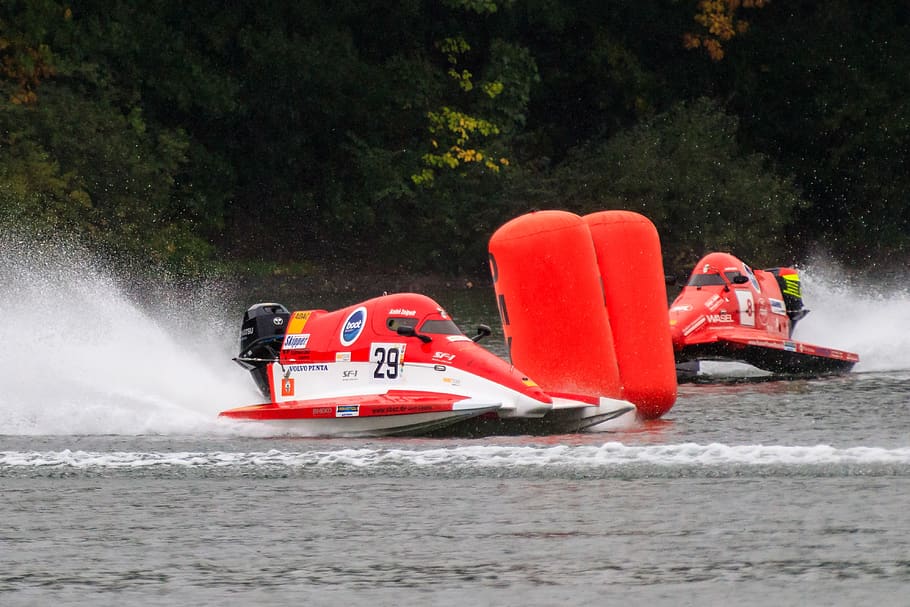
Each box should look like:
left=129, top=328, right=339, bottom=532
left=371, top=343, right=405, bottom=380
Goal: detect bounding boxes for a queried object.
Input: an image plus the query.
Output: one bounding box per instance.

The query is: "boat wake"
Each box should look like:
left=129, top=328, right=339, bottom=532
left=2, top=442, right=910, bottom=478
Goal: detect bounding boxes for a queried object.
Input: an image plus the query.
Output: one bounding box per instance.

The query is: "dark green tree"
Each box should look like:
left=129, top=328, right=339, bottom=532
left=511, top=98, right=808, bottom=272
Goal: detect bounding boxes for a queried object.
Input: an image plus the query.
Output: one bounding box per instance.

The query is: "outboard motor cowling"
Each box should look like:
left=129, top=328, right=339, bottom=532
left=240, top=302, right=291, bottom=355
left=236, top=302, right=290, bottom=398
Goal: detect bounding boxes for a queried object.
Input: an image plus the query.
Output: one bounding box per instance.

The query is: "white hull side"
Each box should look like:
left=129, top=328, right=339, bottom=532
left=226, top=406, right=499, bottom=437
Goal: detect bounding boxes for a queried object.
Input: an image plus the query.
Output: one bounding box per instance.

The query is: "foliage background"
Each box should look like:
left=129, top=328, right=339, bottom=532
left=1, top=0, right=907, bottom=279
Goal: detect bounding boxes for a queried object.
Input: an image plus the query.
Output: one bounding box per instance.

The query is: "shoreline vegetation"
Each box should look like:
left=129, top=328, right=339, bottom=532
left=225, top=261, right=489, bottom=305
left=3, top=2, right=909, bottom=279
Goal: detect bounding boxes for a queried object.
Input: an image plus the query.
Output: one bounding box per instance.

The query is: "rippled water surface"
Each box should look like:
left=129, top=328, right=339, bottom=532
left=2, top=241, right=910, bottom=606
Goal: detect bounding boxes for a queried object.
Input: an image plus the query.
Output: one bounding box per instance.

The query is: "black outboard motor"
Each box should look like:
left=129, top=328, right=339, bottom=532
left=235, top=302, right=290, bottom=398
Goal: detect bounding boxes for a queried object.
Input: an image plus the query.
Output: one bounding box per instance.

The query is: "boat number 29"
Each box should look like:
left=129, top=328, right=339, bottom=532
left=371, top=343, right=405, bottom=380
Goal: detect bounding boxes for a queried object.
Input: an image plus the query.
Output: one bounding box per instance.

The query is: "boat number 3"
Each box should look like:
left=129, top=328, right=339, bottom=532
left=371, top=343, right=403, bottom=380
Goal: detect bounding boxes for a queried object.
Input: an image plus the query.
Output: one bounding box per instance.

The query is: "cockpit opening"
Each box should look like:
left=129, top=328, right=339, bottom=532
left=387, top=317, right=418, bottom=332
left=687, top=271, right=744, bottom=287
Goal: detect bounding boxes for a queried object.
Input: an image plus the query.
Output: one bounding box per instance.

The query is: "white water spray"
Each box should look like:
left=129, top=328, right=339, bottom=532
left=795, top=258, right=910, bottom=373
left=0, top=235, right=259, bottom=435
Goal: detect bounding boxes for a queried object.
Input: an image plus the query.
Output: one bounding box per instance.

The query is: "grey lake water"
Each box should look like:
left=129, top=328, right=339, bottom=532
left=2, top=242, right=910, bottom=606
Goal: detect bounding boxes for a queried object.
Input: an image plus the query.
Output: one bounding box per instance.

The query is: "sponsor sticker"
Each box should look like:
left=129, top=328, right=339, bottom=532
left=670, top=304, right=692, bottom=313
left=280, top=377, right=295, bottom=396
left=769, top=299, right=787, bottom=316
left=371, top=404, right=434, bottom=415
left=340, top=307, right=367, bottom=346
left=706, top=313, right=733, bottom=323
left=288, top=364, right=329, bottom=372
left=283, top=333, right=310, bottom=350
left=747, top=339, right=783, bottom=349
left=446, top=335, right=472, bottom=342
left=336, top=404, right=360, bottom=418
left=388, top=308, right=417, bottom=316
left=758, top=301, right=769, bottom=323
left=683, top=317, right=706, bottom=336
left=704, top=294, right=723, bottom=311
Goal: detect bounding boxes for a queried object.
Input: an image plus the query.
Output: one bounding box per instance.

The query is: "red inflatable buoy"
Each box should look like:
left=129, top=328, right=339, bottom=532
left=584, top=211, right=677, bottom=418
left=488, top=210, right=622, bottom=398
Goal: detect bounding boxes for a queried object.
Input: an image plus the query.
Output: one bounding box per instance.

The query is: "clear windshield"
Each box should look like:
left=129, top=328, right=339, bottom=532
left=419, top=319, right=463, bottom=335
left=687, top=271, right=743, bottom=287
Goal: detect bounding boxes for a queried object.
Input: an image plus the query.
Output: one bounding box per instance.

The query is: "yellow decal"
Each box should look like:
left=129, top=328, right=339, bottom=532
left=287, top=310, right=313, bottom=334
left=781, top=274, right=801, bottom=298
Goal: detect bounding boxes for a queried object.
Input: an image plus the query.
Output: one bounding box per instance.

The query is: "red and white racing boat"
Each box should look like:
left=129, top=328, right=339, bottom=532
left=670, top=252, right=859, bottom=380
left=221, top=292, right=634, bottom=436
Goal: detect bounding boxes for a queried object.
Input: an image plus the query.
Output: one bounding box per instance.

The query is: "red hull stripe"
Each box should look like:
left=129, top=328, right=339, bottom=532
left=220, top=390, right=470, bottom=421
left=545, top=391, right=599, bottom=406
left=720, top=335, right=860, bottom=362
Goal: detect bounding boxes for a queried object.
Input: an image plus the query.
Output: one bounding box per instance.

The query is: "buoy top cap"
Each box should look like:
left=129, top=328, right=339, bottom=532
left=491, top=210, right=584, bottom=243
